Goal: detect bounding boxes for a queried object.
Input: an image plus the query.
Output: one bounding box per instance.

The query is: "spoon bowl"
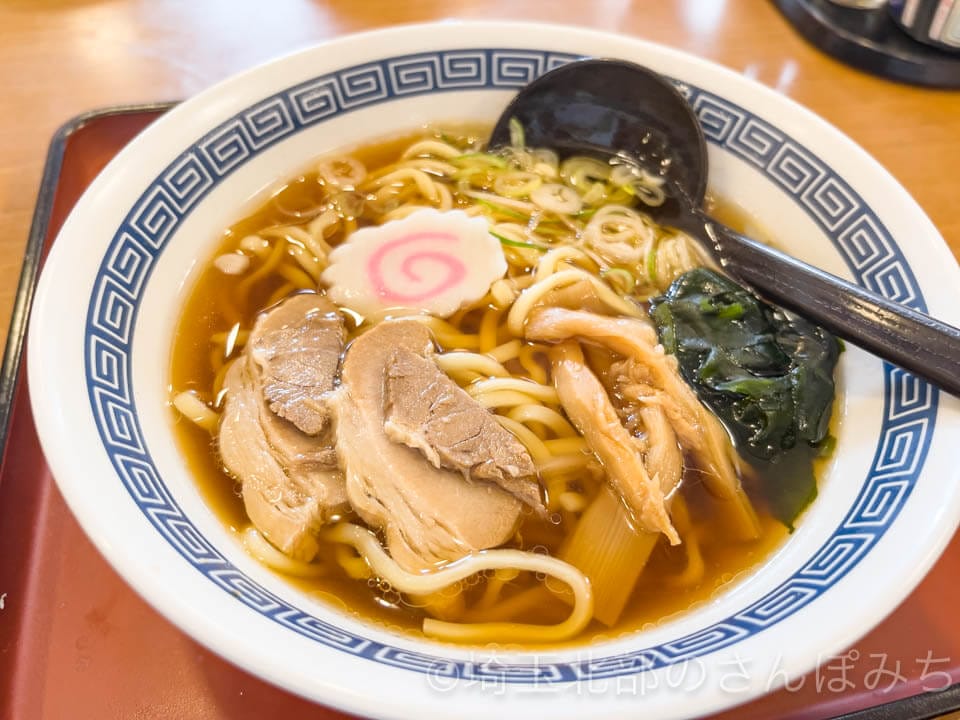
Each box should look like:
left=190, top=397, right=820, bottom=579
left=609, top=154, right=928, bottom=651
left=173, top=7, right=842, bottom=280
left=491, top=58, right=960, bottom=396
left=489, top=58, right=707, bottom=204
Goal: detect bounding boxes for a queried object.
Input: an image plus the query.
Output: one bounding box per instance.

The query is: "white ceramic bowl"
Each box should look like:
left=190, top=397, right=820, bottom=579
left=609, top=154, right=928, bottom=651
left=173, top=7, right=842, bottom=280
left=27, top=21, right=960, bottom=720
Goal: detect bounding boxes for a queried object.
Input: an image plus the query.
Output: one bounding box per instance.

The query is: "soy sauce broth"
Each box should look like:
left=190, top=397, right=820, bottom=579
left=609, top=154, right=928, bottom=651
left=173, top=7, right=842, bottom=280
left=168, top=125, right=832, bottom=647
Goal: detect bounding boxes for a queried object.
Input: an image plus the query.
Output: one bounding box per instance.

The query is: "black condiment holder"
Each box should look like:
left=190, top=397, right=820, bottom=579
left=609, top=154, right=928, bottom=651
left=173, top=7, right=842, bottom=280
left=773, top=0, right=960, bottom=88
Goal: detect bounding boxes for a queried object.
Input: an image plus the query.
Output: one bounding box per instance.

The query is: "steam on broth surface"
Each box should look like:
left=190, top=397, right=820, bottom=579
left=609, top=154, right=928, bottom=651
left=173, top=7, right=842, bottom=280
left=170, top=125, right=835, bottom=647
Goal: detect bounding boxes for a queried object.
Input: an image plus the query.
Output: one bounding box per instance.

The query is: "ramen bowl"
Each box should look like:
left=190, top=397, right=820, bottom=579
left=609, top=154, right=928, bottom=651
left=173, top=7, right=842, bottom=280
left=27, top=20, right=960, bottom=720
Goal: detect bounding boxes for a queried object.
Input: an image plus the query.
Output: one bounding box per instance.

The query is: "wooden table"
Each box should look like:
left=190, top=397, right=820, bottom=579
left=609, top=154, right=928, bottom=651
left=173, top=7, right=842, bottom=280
left=0, top=0, right=958, bottom=353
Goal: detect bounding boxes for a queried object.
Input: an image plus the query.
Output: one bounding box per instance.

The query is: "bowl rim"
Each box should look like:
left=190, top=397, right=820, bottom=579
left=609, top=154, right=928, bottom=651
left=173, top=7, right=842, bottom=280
left=26, top=19, right=960, bottom=720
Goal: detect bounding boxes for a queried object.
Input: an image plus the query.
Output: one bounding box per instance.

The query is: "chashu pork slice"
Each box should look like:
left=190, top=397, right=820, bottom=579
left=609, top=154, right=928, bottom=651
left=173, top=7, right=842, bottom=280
left=383, top=347, right=542, bottom=511
left=248, top=292, right=345, bottom=437
left=330, top=320, right=523, bottom=572
left=219, top=359, right=348, bottom=561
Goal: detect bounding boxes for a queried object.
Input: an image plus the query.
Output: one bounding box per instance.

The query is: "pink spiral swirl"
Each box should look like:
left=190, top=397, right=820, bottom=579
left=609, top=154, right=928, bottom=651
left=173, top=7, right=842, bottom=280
left=366, top=231, right=467, bottom=304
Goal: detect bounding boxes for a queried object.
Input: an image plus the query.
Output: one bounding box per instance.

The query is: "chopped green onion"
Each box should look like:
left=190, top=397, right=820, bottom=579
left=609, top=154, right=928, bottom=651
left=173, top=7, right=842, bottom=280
left=694, top=297, right=744, bottom=320
left=601, top=267, right=637, bottom=294
left=562, top=156, right=610, bottom=185
left=631, top=180, right=667, bottom=207
left=509, top=117, right=525, bottom=148
left=531, top=183, right=583, bottom=215
left=489, top=230, right=547, bottom=251
left=493, top=171, right=542, bottom=199
left=646, top=236, right=661, bottom=285
left=716, top=302, right=745, bottom=320
left=581, top=182, right=608, bottom=206
left=529, top=223, right=568, bottom=237
left=452, top=153, right=508, bottom=168
left=604, top=187, right=637, bottom=208
left=474, top=198, right=530, bottom=221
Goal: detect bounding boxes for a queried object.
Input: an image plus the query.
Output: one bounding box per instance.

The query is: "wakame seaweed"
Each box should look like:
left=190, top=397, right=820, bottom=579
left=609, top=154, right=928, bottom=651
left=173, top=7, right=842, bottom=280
left=649, top=267, right=840, bottom=529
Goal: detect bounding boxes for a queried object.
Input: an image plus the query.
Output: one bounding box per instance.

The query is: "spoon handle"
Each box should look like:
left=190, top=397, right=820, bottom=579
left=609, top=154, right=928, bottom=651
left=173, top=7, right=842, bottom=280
left=707, top=223, right=960, bottom=397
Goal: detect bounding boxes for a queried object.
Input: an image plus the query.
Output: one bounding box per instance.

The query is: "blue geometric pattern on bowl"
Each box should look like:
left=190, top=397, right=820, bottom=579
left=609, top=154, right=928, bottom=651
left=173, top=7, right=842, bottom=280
left=84, top=48, right=937, bottom=682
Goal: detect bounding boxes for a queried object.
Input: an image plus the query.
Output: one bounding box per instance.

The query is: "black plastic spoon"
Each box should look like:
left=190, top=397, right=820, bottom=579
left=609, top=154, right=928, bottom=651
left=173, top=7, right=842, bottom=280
left=490, top=59, right=960, bottom=396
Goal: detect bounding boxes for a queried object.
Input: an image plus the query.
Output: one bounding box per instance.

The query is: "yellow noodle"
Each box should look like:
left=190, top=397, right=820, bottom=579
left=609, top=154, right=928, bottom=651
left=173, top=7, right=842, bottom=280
left=371, top=182, right=414, bottom=209
left=322, top=523, right=593, bottom=644
left=491, top=222, right=535, bottom=243
left=543, top=437, right=589, bottom=455
left=407, top=590, right=467, bottom=621
left=266, top=281, right=298, bottom=307
left=364, top=168, right=440, bottom=203
left=487, top=339, right=522, bottom=364
left=542, top=474, right=570, bottom=512
left=397, top=158, right=457, bottom=177
left=462, top=584, right=561, bottom=623
left=507, top=404, right=577, bottom=437
left=382, top=204, right=434, bottom=222
left=355, top=307, right=426, bottom=328
left=463, top=189, right=537, bottom=213
left=517, top=344, right=549, bottom=385
left=504, top=245, right=547, bottom=269
left=318, top=156, right=366, bottom=188
left=512, top=274, right=538, bottom=291
left=445, top=304, right=472, bottom=329
left=516, top=416, right=550, bottom=441
left=235, top=235, right=287, bottom=299
left=306, top=209, right=340, bottom=249
left=434, top=352, right=510, bottom=379
left=335, top=543, right=373, bottom=580
left=494, top=170, right=542, bottom=198
left=466, top=377, right=558, bottom=404
left=493, top=415, right=551, bottom=463
left=242, top=526, right=327, bottom=579
left=212, top=357, right=237, bottom=399
left=665, top=529, right=705, bottom=590
left=457, top=370, right=488, bottom=384
left=225, top=322, right=245, bottom=353
left=172, top=391, right=219, bottom=433
left=401, top=139, right=461, bottom=160
left=478, top=307, right=501, bottom=353
left=417, top=317, right=482, bottom=350
left=239, top=234, right=271, bottom=257
left=209, top=346, right=224, bottom=374
left=537, top=453, right=592, bottom=475
left=490, top=279, right=518, bottom=309
left=461, top=204, right=486, bottom=218
left=262, top=225, right=315, bottom=252
left=507, top=268, right=643, bottom=336
left=473, top=568, right=521, bottom=612
left=282, top=226, right=330, bottom=264
left=664, top=496, right=706, bottom=589
left=211, top=327, right=249, bottom=349
left=534, top=246, right=595, bottom=282
left=275, top=259, right=315, bottom=287
left=284, top=248, right=322, bottom=285
left=434, top=181, right=453, bottom=210
left=210, top=270, right=245, bottom=327
left=471, top=389, right=551, bottom=409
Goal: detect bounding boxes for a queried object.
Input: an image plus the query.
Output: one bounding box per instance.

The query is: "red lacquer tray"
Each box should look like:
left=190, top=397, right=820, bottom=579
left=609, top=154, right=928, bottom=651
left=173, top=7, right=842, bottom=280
left=2, top=106, right=960, bottom=720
